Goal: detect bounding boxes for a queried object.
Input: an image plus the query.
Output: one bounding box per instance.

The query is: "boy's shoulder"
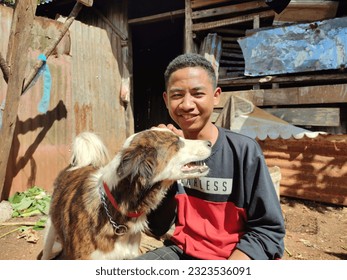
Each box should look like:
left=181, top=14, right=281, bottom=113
left=216, top=126, right=263, bottom=157
left=218, top=126, right=258, bottom=146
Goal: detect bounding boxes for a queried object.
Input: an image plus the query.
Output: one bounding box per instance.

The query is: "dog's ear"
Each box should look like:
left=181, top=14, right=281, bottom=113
left=117, top=145, right=158, bottom=186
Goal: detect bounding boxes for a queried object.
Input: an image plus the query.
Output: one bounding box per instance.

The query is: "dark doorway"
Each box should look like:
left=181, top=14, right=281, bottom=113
left=129, top=7, right=184, bottom=132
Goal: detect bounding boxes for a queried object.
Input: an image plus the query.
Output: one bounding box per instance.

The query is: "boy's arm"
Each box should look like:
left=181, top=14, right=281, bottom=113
left=236, top=152, right=285, bottom=260
left=146, top=183, right=177, bottom=237
left=228, top=249, right=251, bottom=260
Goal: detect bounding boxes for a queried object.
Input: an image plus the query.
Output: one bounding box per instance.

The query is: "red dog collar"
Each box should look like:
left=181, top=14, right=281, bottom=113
left=103, top=181, right=143, bottom=218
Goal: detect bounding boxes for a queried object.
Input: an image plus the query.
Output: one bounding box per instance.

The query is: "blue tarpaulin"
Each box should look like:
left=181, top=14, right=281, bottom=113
left=238, top=16, right=347, bottom=76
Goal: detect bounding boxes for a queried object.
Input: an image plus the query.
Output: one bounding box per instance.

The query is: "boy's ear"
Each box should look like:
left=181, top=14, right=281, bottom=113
left=213, top=87, right=221, bottom=106
left=163, top=92, right=169, bottom=108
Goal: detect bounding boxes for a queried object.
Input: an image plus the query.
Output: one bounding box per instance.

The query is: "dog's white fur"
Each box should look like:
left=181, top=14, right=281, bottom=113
left=69, top=132, right=110, bottom=170
left=41, top=128, right=211, bottom=260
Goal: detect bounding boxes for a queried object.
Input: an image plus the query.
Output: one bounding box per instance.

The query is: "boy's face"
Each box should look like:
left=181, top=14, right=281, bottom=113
left=163, top=67, right=221, bottom=137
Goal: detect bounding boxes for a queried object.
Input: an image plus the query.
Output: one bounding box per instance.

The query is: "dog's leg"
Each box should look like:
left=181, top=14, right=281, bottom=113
left=41, top=218, right=62, bottom=260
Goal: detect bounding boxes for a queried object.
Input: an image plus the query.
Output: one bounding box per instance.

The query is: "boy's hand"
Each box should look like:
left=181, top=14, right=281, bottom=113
left=157, top=124, right=184, bottom=138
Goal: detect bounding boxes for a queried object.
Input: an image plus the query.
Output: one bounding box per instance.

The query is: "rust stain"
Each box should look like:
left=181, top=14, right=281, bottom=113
left=74, top=103, right=93, bottom=135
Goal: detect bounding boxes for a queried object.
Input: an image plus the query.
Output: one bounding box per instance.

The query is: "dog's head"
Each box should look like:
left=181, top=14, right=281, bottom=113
left=116, top=128, right=211, bottom=187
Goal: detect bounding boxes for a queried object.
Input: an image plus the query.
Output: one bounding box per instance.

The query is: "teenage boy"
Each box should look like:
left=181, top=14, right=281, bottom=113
left=136, top=53, right=285, bottom=260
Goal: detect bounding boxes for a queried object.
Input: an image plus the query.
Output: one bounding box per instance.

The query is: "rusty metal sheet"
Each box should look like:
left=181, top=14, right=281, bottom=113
left=238, top=16, right=347, bottom=76
left=0, top=3, right=129, bottom=197
left=259, top=135, right=347, bottom=206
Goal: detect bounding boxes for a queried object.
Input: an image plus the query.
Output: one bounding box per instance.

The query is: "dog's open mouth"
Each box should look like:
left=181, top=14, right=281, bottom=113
left=182, top=161, right=209, bottom=174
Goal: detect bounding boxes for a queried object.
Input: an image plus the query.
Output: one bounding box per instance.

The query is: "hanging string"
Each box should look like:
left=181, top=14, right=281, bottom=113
left=23, top=54, right=52, bottom=114
left=37, top=54, right=52, bottom=114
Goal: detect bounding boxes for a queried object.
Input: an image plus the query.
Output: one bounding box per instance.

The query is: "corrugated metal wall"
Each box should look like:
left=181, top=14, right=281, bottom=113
left=259, top=135, right=347, bottom=206
left=0, top=3, right=131, bottom=197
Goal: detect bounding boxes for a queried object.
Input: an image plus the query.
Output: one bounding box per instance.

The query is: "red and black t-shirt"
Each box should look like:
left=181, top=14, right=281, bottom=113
left=148, top=126, right=285, bottom=260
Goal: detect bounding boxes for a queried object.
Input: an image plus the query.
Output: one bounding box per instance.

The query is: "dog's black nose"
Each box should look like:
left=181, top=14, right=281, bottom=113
left=207, top=141, right=212, bottom=147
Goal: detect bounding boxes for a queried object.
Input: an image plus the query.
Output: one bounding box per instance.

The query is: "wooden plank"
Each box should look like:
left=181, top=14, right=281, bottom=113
left=219, top=66, right=245, bottom=71
left=222, top=42, right=241, bottom=49
left=274, top=1, right=338, bottom=24
left=221, top=37, right=238, bottom=42
left=94, top=7, right=128, bottom=41
left=192, top=1, right=268, bottom=20
left=253, top=14, right=260, bottom=29
left=128, top=9, right=185, bottom=25
left=216, top=84, right=347, bottom=108
left=191, top=0, right=231, bottom=9
left=77, top=0, right=93, bottom=7
left=263, top=107, right=340, bottom=127
left=219, top=70, right=244, bottom=78
left=193, top=10, right=275, bottom=31
left=220, top=60, right=244, bottom=65
left=218, top=73, right=347, bottom=87
left=185, top=0, right=194, bottom=53
left=0, top=0, right=37, bottom=199
left=221, top=51, right=244, bottom=59
left=211, top=28, right=245, bottom=35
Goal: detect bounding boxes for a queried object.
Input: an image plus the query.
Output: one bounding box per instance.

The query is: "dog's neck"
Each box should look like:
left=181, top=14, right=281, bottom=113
left=102, top=181, right=143, bottom=218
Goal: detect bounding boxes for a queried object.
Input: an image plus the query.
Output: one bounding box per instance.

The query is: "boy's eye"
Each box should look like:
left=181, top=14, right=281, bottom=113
left=193, top=92, right=204, bottom=97
left=171, top=93, right=183, bottom=99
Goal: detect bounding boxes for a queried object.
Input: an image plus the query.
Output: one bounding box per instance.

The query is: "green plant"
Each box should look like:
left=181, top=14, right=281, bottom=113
left=8, top=186, right=51, bottom=218
left=19, top=217, right=48, bottom=233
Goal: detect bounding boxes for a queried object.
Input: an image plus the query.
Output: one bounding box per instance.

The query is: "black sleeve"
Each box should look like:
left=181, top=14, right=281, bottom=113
left=146, top=183, right=177, bottom=237
left=236, top=151, right=285, bottom=260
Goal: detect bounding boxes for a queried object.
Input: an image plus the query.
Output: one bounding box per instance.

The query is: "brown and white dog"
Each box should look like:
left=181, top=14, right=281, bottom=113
left=41, top=128, right=211, bottom=260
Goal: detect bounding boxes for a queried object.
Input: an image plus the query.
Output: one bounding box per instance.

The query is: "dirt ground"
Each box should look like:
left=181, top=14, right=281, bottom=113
left=0, top=197, right=346, bottom=260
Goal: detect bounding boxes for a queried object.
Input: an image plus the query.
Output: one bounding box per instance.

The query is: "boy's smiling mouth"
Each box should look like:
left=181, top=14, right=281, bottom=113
left=180, top=114, right=198, bottom=120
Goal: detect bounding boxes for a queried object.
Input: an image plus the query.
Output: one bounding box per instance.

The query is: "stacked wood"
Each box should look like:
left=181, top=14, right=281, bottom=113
left=273, top=0, right=338, bottom=25
left=187, top=0, right=275, bottom=78
left=187, top=1, right=345, bottom=133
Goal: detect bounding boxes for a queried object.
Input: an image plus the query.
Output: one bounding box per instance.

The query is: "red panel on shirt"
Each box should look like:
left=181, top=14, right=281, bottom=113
left=171, top=193, right=247, bottom=260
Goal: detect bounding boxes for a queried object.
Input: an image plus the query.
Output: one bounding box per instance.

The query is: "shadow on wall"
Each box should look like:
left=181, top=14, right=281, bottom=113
left=2, top=100, right=67, bottom=200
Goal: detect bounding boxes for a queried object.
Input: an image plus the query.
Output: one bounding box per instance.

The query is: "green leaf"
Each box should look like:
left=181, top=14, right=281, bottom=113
left=33, top=217, right=47, bottom=230
left=20, top=209, right=42, bottom=217
left=8, top=186, right=51, bottom=218
left=11, top=197, right=33, bottom=211
left=9, top=192, right=25, bottom=204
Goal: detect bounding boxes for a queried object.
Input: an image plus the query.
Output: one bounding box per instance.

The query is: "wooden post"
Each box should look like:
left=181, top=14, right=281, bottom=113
left=0, top=0, right=37, bottom=200
left=184, top=0, right=194, bottom=53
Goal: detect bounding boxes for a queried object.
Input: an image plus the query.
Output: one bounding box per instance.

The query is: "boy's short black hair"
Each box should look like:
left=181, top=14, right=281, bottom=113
left=164, top=53, right=217, bottom=89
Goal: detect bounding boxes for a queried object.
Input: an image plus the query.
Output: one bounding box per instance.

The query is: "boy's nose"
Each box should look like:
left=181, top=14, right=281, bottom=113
left=180, top=94, right=194, bottom=109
